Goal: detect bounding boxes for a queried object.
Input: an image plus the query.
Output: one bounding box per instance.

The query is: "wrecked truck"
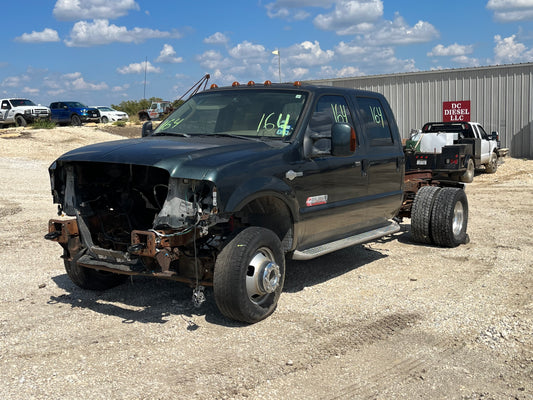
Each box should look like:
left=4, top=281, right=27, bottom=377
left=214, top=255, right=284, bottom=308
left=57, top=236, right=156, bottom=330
left=46, top=81, right=469, bottom=323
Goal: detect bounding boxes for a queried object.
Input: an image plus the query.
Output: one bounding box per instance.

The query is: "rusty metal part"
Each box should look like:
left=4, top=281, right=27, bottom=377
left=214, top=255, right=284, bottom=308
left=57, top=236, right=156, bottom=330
left=131, top=229, right=196, bottom=257
left=154, top=247, right=180, bottom=275
left=46, top=218, right=79, bottom=243
left=76, top=258, right=213, bottom=286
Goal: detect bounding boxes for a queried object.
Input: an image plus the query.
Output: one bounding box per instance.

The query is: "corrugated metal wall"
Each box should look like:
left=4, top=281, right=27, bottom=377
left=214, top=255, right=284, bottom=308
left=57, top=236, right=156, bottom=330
left=309, top=63, right=533, bottom=158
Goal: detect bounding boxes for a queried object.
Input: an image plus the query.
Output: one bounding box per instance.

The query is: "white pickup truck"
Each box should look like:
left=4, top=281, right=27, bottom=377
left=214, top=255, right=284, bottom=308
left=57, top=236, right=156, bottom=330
left=0, top=98, right=51, bottom=127
left=405, top=121, right=509, bottom=183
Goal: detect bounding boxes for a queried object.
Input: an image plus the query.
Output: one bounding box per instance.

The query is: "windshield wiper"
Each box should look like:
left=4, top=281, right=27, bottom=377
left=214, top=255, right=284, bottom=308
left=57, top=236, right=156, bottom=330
left=208, top=133, right=263, bottom=142
left=153, top=131, right=191, bottom=138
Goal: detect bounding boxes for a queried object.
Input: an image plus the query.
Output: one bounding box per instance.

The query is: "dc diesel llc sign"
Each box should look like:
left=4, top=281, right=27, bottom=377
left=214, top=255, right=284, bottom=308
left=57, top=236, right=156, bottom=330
left=443, top=100, right=471, bottom=122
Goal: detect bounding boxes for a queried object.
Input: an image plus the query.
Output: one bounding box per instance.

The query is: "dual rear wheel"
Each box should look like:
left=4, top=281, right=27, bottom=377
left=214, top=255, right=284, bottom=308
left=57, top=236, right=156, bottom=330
left=411, top=186, right=468, bottom=247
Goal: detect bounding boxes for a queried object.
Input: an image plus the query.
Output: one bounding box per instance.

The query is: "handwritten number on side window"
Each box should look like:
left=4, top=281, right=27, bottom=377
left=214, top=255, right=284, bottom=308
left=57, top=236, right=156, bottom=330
left=369, top=106, right=384, bottom=128
left=331, top=104, right=348, bottom=123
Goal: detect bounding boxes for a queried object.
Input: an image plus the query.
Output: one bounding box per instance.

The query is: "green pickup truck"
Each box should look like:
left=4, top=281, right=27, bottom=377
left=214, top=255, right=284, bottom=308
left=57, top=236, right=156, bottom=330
left=46, top=82, right=469, bottom=323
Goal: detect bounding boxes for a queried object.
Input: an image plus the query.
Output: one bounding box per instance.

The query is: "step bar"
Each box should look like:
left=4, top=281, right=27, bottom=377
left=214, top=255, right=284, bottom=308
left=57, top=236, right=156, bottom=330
left=292, top=221, right=400, bottom=260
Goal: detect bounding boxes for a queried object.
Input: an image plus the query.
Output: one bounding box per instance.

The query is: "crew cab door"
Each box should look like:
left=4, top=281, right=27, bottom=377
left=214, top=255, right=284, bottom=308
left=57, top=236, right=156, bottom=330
left=290, top=94, right=370, bottom=250
left=353, top=96, right=404, bottom=226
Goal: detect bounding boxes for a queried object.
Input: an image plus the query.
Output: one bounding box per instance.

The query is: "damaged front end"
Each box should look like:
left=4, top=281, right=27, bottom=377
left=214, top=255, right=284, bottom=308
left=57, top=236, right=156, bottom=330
left=46, top=161, right=229, bottom=286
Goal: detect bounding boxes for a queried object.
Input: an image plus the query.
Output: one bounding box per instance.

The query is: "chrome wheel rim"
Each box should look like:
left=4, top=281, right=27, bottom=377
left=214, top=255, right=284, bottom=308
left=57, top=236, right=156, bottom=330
left=452, top=201, right=464, bottom=236
left=245, top=247, right=281, bottom=305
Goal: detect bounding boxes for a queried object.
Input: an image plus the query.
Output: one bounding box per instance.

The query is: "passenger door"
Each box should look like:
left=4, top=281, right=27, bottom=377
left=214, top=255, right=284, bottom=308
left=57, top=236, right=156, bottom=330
left=291, top=94, right=369, bottom=250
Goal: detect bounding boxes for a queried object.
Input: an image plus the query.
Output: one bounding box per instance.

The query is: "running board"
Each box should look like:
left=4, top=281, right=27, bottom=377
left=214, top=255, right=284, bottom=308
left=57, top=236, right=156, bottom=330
left=291, top=221, right=400, bottom=260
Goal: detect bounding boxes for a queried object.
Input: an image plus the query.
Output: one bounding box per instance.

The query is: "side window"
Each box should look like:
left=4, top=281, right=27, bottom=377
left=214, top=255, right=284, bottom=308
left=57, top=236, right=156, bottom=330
left=356, top=97, right=393, bottom=146
left=306, top=95, right=353, bottom=154
left=477, top=125, right=489, bottom=140
left=1, top=101, right=10, bottom=110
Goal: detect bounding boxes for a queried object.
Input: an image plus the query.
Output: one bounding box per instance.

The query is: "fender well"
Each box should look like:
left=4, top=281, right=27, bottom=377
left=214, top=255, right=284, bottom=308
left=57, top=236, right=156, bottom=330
left=224, top=177, right=298, bottom=252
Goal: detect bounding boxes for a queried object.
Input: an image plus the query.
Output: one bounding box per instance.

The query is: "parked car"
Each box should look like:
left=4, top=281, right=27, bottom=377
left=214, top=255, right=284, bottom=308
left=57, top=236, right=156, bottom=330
left=93, top=106, right=129, bottom=123
left=0, top=98, right=50, bottom=127
left=49, top=101, right=100, bottom=126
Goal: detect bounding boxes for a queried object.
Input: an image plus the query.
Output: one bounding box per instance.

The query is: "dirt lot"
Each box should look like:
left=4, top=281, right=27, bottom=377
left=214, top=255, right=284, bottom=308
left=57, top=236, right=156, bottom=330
left=0, top=125, right=532, bottom=400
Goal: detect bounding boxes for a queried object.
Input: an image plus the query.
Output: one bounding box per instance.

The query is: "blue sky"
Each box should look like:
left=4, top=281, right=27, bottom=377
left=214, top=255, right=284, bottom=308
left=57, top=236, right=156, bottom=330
left=1, top=0, right=532, bottom=107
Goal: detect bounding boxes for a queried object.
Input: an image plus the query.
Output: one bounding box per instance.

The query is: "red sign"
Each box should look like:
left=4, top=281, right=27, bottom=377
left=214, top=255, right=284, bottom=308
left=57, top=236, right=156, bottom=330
left=443, top=100, right=471, bottom=122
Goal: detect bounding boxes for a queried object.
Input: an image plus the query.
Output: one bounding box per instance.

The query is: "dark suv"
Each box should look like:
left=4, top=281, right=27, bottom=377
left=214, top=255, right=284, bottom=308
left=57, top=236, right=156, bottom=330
left=49, top=101, right=100, bottom=125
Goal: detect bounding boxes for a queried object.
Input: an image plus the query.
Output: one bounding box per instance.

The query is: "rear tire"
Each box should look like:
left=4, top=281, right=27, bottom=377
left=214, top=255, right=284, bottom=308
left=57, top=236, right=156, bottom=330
left=459, top=158, right=475, bottom=183
left=411, top=186, right=440, bottom=244
left=101, top=116, right=109, bottom=123
left=64, top=250, right=127, bottom=290
left=430, top=187, right=468, bottom=248
left=213, top=227, right=285, bottom=323
left=485, top=152, right=498, bottom=174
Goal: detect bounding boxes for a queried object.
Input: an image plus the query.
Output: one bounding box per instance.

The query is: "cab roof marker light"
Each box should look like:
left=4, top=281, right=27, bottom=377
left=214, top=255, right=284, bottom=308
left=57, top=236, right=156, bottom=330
left=210, top=84, right=219, bottom=89
left=294, top=81, right=302, bottom=87
left=247, top=81, right=255, bottom=86
left=232, top=81, right=240, bottom=87
left=264, top=80, right=272, bottom=86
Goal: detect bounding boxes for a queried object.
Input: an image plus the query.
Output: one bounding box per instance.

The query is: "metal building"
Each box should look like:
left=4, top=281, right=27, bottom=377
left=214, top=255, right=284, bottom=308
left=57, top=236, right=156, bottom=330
left=309, top=62, right=533, bottom=158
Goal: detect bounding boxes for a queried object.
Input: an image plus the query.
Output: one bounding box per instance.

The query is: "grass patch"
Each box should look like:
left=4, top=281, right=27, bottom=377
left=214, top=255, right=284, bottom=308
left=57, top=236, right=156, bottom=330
left=31, top=119, right=56, bottom=129
left=113, top=120, right=127, bottom=127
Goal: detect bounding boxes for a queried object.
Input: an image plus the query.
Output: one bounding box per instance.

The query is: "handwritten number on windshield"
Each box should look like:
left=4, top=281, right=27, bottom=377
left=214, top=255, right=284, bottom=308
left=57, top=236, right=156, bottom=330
left=257, top=113, right=291, bottom=136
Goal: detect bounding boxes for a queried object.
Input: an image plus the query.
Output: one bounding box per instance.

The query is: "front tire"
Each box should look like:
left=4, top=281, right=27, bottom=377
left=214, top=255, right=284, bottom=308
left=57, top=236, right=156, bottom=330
left=71, top=114, right=82, bottom=126
left=430, top=187, right=468, bottom=247
left=101, top=116, right=109, bottom=124
left=15, top=115, right=27, bottom=127
left=64, top=250, right=127, bottom=290
left=213, top=227, right=285, bottom=323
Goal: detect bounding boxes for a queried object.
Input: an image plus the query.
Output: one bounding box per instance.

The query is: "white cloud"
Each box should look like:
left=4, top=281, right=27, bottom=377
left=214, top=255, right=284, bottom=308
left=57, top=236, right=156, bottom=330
left=265, top=0, right=333, bottom=20
left=15, top=28, right=60, bottom=43
left=358, top=13, right=438, bottom=44
left=427, top=43, right=474, bottom=57
left=53, top=0, right=140, bottom=21
left=228, top=41, right=267, bottom=60
left=319, top=65, right=364, bottom=78
left=1, top=75, right=30, bottom=88
left=155, top=44, right=183, bottom=63
left=197, top=50, right=233, bottom=70
left=63, top=72, right=82, bottom=80
left=70, top=77, right=108, bottom=91
left=22, top=87, right=40, bottom=95
left=286, top=40, right=334, bottom=67
left=314, top=0, right=383, bottom=32
left=112, top=84, right=130, bottom=92
left=493, top=34, right=533, bottom=63
left=65, top=19, right=180, bottom=47
left=451, top=55, right=480, bottom=66
left=204, top=32, right=229, bottom=45
left=487, top=0, right=533, bottom=22
left=117, top=61, right=161, bottom=74
left=334, top=41, right=417, bottom=73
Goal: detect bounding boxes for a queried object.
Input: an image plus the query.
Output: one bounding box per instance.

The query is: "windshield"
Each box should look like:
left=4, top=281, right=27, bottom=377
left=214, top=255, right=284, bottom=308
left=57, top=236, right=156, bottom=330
left=154, top=89, right=307, bottom=139
left=11, top=99, right=36, bottom=107
left=65, top=102, right=88, bottom=108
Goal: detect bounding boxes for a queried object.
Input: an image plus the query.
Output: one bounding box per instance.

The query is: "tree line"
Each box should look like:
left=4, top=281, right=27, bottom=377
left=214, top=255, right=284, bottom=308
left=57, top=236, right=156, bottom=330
left=111, top=98, right=185, bottom=117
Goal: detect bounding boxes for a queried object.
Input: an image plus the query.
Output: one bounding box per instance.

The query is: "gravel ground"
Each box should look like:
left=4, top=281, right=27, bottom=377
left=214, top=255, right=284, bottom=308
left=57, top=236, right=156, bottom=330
left=0, top=125, right=532, bottom=400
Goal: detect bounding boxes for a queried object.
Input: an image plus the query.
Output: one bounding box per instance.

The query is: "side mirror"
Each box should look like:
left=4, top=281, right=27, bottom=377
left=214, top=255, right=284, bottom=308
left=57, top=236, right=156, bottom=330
left=490, top=131, right=499, bottom=141
left=331, top=123, right=355, bottom=156
left=142, top=121, right=153, bottom=137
